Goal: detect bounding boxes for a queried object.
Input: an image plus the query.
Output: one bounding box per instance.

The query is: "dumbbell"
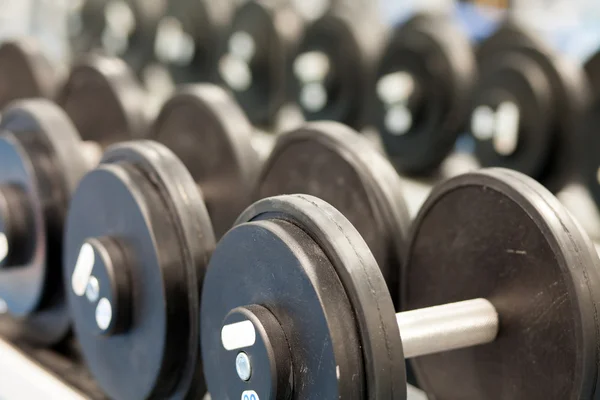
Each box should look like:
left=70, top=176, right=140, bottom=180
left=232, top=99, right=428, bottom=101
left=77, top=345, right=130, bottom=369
left=0, top=39, right=65, bottom=109
left=0, top=55, right=147, bottom=346
left=217, top=0, right=304, bottom=127
left=201, top=168, right=600, bottom=399
left=289, top=5, right=384, bottom=128
left=62, top=140, right=215, bottom=399
left=66, top=0, right=166, bottom=81
left=370, top=13, right=476, bottom=175
left=153, top=0, right=234, bottom=85
left=255, top=122, right=410, bottom=306
left=467, top=20, right=590, bottom=193
left=62, top=80, right=285, bottom=397
left=149, top=83, right=277, bottom=238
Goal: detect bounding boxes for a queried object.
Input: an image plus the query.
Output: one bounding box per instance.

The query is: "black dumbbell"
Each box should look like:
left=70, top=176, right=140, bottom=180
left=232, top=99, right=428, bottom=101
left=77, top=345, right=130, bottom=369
left=66, top=0, right=166, bottom=81
left=153, top=0, right=234, bottom=85
left=201, top=168, right=600, bottom=399
left=149, top=83, right=278, bottom=238
left=0, top=39, right=65, bottom=109
left=289, top=6, right=384, bottom=128
left=63, top=141, right=216, bottom=399
left=217, top=0, right=304, bottom=127
left=370, top=13, right=476, bottom=175
left=0, top=55, right=147, bottom=346
left=467, top=20, right=590, bottom=192
left=255, top=122, right=410, bottom=306
left=62, top=81, right=283, bottom=397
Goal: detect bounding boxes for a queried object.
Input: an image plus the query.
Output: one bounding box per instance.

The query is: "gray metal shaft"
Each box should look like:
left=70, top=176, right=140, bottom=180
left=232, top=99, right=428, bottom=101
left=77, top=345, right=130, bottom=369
left=397, top=298, right=498, bottom=358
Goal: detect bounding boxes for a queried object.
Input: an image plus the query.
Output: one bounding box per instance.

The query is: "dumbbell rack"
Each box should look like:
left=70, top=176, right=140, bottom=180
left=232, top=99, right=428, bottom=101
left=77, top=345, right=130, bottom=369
left=0, top=335, right=428, bottom=399
left=0, top=337, right=90, bottom=399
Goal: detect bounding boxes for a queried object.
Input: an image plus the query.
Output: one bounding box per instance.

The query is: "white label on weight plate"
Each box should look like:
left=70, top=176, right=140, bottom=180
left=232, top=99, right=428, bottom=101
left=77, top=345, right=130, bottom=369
left=241, top=390, right=259, bottom=400
left=71, top=242, right=95, bottom=296
left=221, top=320, right=256, bottom=351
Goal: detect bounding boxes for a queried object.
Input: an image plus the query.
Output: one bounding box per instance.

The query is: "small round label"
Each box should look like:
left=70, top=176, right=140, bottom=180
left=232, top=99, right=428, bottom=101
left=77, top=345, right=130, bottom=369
left=241, top=390, right=259, bottom=400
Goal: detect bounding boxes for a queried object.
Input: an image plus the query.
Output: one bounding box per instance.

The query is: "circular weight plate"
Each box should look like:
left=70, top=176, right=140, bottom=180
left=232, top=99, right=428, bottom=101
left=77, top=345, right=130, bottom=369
left=403, top=168, right=600, bottom=399
left=371, top=13, right=476, bottom=174
left=0, top=39, right=62, bottom=109
left=218, top=1, right=302, bottom=126
left=58, top=54, right=147, bottom=146
left=292, top=13, right=367, bottom=127
left=201, top=194, right=405, bottom=399
left=69, top=0, right=166, bottom=77
left=156, top=0, right=233, bottom=83
left=474, top=20, right=591, bottom=191
left=150, top=84, right=261, bottom=238
left=256, top=122, right=410, bottom=307
left=470, top=53, right=554, bottom=181
left=64, top=141, right=215, bottom=399
left=0, top=100, right=87, bottom=346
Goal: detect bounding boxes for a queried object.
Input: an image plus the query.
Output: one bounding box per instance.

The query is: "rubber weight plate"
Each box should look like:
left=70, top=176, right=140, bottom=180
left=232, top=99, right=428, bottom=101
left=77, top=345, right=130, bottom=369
left=472, top=20, right=591, bottom=191
left=403, top=169, right=600, bottom=399
left=291, top=10, right=380, bottom=128
left=156, top=0, right=233, bottom=83
left=0, top=39, right=63, bottom=109
left=64, top=141, right=215, bottom=399
left=149, top=84, right=261, bottom=238
left=0, top=100, right=87, bottom=346
left=57, top=54, right=147, bottom=146
left=201, top=194, right=405, bottom=399
left=256, top=122, right=410, bottom=307
left=69, top=0, right=166, bottom=78
left=218, top=0, right=303, bottom=126
left=371, top=13, right=476, bottom=174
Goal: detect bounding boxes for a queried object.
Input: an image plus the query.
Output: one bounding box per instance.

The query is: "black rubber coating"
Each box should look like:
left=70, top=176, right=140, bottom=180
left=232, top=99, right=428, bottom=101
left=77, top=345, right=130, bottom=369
left=0, top=100, right=87, bottom=346
left=201, top=195, right=405, bottom=399
left=219, top=0, right=303, bottom=127
left=403, top=168, right=600, bottom=399
left=0, top=39, right=63, bottom=109
left=149, top=84, right=261, bottom=238
left=160, top=0, right=233, bottom=83
left=292, top=10, right=381, bottom=128
left=472, top=20, right=591, bottom=192
left=64, top=141, right=215, bottom=399
left=68, top=0, right=166, bottom=78
left=372, top=13, right=476, bottom=175
left=256, top=122, right=410, bottom=308
left=57, top=54, right=148, bottom=146
left=471, top=52, right=554, bottom=179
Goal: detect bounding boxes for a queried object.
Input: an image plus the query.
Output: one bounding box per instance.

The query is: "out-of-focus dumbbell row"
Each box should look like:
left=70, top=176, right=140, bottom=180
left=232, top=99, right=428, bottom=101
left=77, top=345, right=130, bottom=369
left=0, top=1, right=600, bottom=400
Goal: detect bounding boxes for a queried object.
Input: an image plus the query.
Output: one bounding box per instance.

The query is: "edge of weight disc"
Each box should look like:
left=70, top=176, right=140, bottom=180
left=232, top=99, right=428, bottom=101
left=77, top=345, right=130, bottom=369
left=236, top=194, right=407, bottom=399
left=0, top=39, right=64, bottom=102
left=476, top=20, right=591, bottom=190
left=150, top=84, right=261, bottom=237
left=2, top=99, right=88, bottom=194
left=99, top=140, right=216, bottom=398
left=375, top=13, right=477, bottom=174
left=58, top=54, right=148, bottom=141
left=0, top=100, right=87, bottom=346
left=258, top=121, right=411, bottom=303
left=405, top=168, right=600, bottom=398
